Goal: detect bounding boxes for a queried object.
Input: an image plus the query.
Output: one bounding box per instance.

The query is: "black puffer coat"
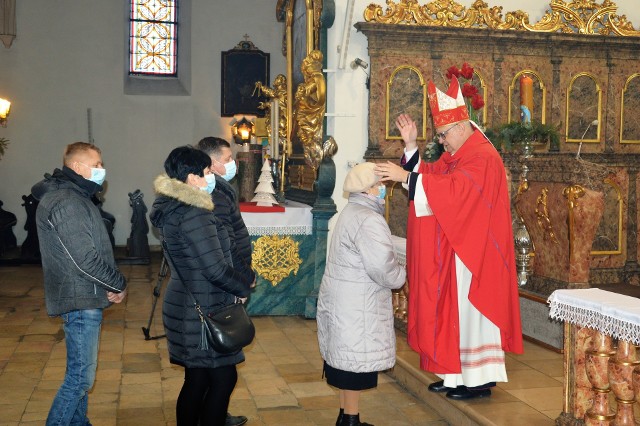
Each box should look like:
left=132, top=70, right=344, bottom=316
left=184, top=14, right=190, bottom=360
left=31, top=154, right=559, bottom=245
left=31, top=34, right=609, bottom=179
left=211, top=176, right=254, bottom=282
left=150, top=175, right=252, bottom=368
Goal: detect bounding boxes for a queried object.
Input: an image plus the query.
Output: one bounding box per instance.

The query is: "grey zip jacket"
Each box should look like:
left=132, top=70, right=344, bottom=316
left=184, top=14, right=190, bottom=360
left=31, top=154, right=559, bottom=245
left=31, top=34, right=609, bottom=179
left=31, top=167, right=127, bottom=316
left=317, top=193, right=406, bottom=373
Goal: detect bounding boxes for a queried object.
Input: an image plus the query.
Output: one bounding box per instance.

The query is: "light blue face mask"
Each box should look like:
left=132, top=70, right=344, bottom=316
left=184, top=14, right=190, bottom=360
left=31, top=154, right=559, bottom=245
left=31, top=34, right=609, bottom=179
left=79, top=162, right=106, bottom=186
left=377, top=184, right=386, bottom=200
left=203, top=174, right=216, bottom=194
left=220, top=160, right=237, bottom=181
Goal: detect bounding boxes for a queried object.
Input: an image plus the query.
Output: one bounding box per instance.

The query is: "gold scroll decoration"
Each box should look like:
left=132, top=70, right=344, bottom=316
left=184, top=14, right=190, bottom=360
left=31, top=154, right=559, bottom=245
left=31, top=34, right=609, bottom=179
left=294, top=49, right=326, bottom=170
left=363, top=0, right=640, bottom=36
left=251, top=235, right=303, bottom=286
left=535, top=187, right=559, bottom=244
left=563, top=184, right=586, bottom=259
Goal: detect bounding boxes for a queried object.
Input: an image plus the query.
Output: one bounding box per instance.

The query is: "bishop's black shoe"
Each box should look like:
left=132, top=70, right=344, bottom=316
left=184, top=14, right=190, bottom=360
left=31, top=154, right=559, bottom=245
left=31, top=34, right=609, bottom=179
left=427, top=380, right=453, bottom=393
left=445, top=386, right=492, bottom=400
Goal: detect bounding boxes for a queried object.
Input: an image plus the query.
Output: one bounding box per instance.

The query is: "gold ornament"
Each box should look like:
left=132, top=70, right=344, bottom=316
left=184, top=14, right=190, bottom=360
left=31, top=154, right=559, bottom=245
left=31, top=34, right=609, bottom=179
left=251, top=235, right=303, bottom=286
left=535, top=187, right=559, bottom=244
left=363, top=0, right=640, bottom=36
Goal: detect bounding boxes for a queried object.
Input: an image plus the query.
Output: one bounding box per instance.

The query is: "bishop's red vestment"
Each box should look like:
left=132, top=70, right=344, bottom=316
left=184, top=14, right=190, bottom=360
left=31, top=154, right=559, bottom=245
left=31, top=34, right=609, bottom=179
left=406, top=130, right=523, bottom=374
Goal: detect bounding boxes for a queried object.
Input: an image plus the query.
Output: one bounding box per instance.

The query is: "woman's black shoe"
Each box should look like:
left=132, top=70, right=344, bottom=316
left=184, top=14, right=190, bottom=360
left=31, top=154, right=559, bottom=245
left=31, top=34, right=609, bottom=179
left=336, top=408, right=344, bottom=426
left=339, top=413, right=374, bottom=426
left=427, top=380, right=452, bottom=393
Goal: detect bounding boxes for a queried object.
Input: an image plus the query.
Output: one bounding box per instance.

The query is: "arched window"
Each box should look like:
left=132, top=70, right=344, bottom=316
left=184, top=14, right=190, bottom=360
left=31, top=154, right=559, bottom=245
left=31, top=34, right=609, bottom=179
left=129, top=0, right=178, bottom=76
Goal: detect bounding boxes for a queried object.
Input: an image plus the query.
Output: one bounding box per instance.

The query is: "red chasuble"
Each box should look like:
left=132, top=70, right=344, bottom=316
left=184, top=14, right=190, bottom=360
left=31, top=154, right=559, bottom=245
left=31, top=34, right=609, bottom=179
left=406, top=130, right=523, bottom=374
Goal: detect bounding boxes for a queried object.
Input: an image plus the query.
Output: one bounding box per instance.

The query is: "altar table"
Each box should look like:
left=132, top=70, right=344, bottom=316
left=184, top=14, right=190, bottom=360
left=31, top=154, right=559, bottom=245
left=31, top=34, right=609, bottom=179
left=240, top=200, right=315, bottom=316
left=548, top=289, right=640, bottom=425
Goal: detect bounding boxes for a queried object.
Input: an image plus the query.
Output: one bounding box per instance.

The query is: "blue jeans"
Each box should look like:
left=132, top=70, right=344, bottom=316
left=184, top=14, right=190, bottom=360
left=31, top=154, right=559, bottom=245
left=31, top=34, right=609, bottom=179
left=46, top=309, right=102, bottom=426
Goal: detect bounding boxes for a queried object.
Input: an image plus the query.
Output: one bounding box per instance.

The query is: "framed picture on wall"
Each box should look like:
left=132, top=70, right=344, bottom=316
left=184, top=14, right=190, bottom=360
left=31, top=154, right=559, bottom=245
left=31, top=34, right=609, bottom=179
left=221, top=39, right=270, bottom=117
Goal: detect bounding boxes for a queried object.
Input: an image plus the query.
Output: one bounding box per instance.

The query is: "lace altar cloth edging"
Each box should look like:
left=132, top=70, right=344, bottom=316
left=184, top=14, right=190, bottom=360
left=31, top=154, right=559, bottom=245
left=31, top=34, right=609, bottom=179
left=241, top=200, right=313, bottom=236
left=547, top=288, right=640, bottom=345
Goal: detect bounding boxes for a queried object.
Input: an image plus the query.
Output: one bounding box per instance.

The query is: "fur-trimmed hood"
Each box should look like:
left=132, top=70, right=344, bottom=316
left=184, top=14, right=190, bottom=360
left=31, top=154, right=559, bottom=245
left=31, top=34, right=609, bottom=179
left=150, top=174, right=214, bottom=229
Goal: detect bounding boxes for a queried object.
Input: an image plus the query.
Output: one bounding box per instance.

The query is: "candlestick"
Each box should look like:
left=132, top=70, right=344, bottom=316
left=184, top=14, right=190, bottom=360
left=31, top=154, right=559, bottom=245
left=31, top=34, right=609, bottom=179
left=520, top=75, right=533, bottom=125
left=273, top=99, right=280, bottom=160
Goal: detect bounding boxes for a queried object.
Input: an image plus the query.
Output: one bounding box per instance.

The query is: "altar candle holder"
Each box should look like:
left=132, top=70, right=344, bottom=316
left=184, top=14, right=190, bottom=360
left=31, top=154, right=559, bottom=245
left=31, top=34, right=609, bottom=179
left=585, top=332, right=616, bottom=425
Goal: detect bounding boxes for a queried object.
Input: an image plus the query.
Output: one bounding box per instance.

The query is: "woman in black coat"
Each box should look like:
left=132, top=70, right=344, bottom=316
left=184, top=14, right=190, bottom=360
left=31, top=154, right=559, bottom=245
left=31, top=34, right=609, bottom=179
left=150, top=146, right=252, bottom=426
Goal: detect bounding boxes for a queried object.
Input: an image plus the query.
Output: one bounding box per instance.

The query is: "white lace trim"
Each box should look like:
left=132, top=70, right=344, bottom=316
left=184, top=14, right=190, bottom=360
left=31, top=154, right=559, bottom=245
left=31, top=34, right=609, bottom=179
left=247, top=225, right=312, bottom=236
left=548, top=289, right=640, bottom=345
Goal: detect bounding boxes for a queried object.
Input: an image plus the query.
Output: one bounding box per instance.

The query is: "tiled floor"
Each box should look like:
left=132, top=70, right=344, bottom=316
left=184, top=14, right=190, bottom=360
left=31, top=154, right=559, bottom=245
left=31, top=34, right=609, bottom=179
left=0, top=256, right=564, bottom=425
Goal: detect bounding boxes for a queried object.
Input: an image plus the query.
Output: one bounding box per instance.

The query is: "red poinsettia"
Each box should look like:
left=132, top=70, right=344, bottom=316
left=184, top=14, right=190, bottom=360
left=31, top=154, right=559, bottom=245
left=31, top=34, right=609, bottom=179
left=471, top=93, right=485, bottom=110
left=460, top=62, right=474, bottom=80
left=461, top=82, right=478, bottom=98
left=446, top=65, right=460, bottom=79
left=447, top=62, right=484, bottom=124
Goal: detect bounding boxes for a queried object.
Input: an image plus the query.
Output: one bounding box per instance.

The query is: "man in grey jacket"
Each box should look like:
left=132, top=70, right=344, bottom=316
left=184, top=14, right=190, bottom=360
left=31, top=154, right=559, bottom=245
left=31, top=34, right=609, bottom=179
left=32, top=142, right=127, bottom=426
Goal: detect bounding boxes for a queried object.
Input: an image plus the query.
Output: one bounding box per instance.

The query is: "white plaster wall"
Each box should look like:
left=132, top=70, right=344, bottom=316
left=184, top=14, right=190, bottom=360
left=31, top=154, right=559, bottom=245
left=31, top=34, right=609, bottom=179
left=0, top=0, right=286, bottom=246
left=326, top=0, right=640, bottom=239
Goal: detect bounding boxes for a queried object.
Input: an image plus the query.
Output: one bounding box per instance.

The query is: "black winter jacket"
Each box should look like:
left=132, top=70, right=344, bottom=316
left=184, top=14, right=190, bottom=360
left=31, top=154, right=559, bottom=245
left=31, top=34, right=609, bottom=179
left=150, top=175, right=252, bottom=369
left=31, top=167, right=127, bottom=316
left=211, top=176, right=254, bottom=282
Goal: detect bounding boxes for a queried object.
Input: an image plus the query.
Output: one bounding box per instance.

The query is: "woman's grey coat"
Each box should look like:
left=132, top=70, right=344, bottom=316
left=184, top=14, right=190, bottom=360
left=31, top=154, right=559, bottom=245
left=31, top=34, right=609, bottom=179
left=317, top=193, right=406, bottom=373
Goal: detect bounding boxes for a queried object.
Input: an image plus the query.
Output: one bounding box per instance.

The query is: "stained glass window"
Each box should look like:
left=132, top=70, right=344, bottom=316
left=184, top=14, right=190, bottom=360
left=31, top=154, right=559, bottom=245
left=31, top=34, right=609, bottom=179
left=129, top=0, right=178, bottom=76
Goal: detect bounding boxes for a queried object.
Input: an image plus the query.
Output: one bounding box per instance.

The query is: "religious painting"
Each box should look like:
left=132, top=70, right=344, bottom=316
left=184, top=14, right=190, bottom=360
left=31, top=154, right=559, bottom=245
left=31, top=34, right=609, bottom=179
left=386, top=66, right=427, bottom=141
left=620, top=73, right=640, bottom=143
left=221, top=39, right=270, bottom=117
left=565, top=73, right=601, bottom=143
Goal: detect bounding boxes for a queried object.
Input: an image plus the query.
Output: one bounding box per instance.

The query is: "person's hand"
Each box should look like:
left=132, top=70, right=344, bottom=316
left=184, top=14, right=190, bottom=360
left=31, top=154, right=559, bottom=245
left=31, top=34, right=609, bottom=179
left=238, top=297, right=248, bottom=304
left=107, top=288, right=127, bottom=304
left=396, top=114, right=418, bottom=150
left=375, top=161, right=410, bottom=183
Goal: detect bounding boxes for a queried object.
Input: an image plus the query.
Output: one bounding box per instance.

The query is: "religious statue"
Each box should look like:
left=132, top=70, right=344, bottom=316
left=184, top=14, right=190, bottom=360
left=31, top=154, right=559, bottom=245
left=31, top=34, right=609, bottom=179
left=294, top=50, right=326, bottom=170
left=126, top=189, right=150, bottom=261
left=255, top=74, right=288, bottom=140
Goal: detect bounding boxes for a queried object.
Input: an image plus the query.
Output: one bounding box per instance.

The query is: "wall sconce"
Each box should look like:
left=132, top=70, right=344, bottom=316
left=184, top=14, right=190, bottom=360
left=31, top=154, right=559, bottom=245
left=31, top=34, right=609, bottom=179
left=0, top=98, right=10, bottom=127
left=350, top=58, right=370, bottom=90
left=231, top=116, right=254, bottom=144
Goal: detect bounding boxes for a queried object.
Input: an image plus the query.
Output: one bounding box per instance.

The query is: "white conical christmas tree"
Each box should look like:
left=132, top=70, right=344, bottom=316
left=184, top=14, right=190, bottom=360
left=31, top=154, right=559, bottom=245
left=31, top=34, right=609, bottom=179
left=251, top=159, right=278, bottom=206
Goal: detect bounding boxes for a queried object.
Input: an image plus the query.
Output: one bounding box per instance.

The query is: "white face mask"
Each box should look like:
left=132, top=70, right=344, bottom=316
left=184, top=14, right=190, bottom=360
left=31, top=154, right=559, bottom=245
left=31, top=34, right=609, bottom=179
left=203, top=174, right=216, bottom=193
left=78, top=162, right=106, bottom=186
left=216, top=158, right=237, bottom=181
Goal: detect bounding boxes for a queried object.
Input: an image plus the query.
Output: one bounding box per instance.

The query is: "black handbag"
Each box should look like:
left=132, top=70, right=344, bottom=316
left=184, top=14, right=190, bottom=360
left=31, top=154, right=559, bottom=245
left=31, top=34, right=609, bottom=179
left=162, top=241, right=255, bottom=354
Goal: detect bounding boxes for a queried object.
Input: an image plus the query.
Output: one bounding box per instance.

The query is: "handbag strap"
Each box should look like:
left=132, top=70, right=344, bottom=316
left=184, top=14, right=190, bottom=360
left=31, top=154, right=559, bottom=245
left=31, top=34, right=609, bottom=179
left=160, top=240, right=239, bottom=314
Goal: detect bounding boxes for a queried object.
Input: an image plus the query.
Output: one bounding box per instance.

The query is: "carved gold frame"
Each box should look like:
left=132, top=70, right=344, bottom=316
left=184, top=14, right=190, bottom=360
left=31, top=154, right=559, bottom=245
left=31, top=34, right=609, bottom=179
left=590, top=178, right=623, bottom=256
left=565, top=72, right=602, bottom=143
left=620, top=73, right=640, bottom=144
left=363, top=0, right=640, bottom=36
left=508, top=70, right=547, bottom=124
left=385, top=65, right=427, bottom=141
left=472, top=70, right=488, bottom=125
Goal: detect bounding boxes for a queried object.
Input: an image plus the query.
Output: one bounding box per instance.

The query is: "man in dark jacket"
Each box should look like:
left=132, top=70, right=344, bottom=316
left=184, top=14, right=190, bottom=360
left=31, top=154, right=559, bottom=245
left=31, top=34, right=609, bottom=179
left=32, top=142, right=127, bottom=426
left=196, top=137, right=253, bottom=426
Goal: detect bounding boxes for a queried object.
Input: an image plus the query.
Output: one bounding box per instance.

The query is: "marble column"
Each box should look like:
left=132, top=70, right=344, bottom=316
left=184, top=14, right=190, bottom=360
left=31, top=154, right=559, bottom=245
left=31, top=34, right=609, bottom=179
left=492, top=56, right=504, bottom=127
left=604, top=58, right=615, bottom=154
left=550, top=57, right=563, bottom=152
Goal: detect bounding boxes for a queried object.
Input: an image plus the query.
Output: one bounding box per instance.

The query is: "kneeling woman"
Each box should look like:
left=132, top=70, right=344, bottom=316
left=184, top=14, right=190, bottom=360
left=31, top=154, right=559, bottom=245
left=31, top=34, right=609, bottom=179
left=317, top=162, right=407, bottom=426
left=150, top=146, right=253, bottom=426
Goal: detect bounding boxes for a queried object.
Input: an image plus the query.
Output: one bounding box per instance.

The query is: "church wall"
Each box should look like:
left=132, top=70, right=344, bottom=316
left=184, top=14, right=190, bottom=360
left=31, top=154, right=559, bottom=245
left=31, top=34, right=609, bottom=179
left=0, top=0, right=286, bottom=246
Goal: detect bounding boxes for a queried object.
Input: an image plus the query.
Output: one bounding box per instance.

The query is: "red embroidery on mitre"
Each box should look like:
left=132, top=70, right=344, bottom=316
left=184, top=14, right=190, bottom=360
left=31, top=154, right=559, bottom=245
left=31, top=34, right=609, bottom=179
left=428, top=77, right=470, bottom=128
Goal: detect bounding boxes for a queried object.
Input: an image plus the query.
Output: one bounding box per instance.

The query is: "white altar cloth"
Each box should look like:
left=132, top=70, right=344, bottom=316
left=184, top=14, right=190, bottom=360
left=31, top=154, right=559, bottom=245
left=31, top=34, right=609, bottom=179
left=547, top=288, right=640, bottom=345
left=241, top=200, right=313, bottom=236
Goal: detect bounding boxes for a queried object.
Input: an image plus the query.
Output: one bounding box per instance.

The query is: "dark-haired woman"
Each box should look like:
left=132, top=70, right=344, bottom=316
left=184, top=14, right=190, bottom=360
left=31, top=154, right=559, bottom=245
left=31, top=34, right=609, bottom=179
left=150, top=146, right=252, bottom=426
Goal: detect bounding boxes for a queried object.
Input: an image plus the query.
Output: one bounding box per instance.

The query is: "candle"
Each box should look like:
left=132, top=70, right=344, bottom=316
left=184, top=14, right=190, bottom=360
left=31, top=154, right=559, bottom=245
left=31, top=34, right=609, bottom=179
left=270, top=100, right=277, bottom=158
left=273, top=99, right=280, bottom=160
left=520, top=75, right=533, bottom=124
